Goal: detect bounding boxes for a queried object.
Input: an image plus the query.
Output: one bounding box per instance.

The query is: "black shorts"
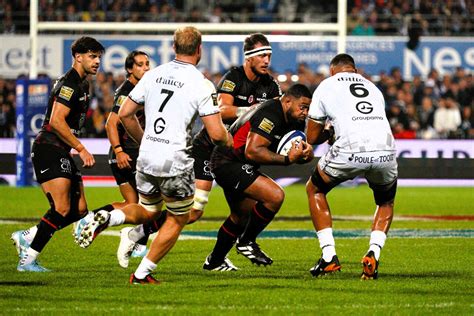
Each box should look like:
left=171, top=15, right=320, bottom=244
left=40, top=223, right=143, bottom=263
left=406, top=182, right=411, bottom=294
left=193, top=156, right=214, bottom=182
left=31, top=143, right=82, bottom=184
left=212, top=160, right=261, bottom=194
left=108, top=148, right=138, bottom=187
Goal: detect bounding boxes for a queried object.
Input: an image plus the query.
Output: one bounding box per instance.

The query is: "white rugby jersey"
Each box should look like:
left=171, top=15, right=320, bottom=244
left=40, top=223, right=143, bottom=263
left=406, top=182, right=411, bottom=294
left=309, top=72, right=395, bottom=153
left=129, top=59, right=220, bottom=177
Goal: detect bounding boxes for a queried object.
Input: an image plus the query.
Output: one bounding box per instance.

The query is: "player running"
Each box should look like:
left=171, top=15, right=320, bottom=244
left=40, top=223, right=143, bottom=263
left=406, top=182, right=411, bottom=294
left=76, top=26, right=231, bottom=284
left=204, top=84, right=314, bottom=271
left=114, top=33, right=282, bottom=269
left=305, top=53, right=398, bottom=279
left=11, top=36, right=105, bottom=272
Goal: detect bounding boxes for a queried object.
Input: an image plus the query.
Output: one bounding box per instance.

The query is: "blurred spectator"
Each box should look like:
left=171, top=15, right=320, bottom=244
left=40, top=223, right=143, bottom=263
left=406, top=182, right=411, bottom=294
left=460, top=106, right=474, bottom=139
left=386, top=101, right=415, bottom=139
left=351, top=18, right=375, bottom=36
left=434, top=96, right=462, bottom=138
left=0, top=97, right=15, bottom=137
left=418, top=96, right=437, bottom=139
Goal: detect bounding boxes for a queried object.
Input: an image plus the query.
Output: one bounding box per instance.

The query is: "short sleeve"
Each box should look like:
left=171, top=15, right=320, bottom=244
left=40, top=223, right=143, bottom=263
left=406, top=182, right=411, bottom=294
left=216, top=69, right=241, bottom=96
left=308, top=83, right=327, bottom=123
left=55, top=84, right=78, bottom=108
left=249, top=106, right=281, bottom=142
left=128, top=75, right=147, bottom=105
left=198, top=79, right=220, bottom=117
left=112, top=94, right=127, bottom=114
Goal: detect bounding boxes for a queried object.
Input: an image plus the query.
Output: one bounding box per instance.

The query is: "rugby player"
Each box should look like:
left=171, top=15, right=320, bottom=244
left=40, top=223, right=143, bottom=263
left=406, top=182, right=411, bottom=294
left=11, top=36, right=105, bottom=272
left=305, top=53, right=398, bottom=279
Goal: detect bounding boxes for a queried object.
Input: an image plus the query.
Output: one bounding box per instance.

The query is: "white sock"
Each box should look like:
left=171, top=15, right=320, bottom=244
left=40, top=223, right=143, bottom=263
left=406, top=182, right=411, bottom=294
left=24, top=225, right=38, bottom=244
left=368, top=230, right=386, bottom=260
left=317, top=228, right=336, bottom=261
left=108, top=210, right=126, bottom=227
left=129, top=225, right=146, bottom=243
left=134, top=257, right=157, bottom=279
left=21, top=247, right=40, bottom=265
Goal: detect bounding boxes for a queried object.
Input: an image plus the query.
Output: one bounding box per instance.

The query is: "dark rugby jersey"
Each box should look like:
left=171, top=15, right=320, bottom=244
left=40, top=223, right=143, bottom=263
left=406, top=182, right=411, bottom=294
left=34, top=68, right=90, bottom=151
left=212, top=98, right=305, bottom=167
left=110, top=80, right=145, bottom=151
left=192, top=66, right=281, bottom=158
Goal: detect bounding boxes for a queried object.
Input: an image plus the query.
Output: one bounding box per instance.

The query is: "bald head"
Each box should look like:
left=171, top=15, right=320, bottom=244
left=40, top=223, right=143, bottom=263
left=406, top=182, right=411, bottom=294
left=329, top=53, right=357, bottom=76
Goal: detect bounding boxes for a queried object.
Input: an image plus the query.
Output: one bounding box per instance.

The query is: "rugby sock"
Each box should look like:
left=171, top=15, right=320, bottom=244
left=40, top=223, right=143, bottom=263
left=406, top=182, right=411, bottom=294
left=239, top=202, right=276, bottom=243
left=23, top=225, right=38, bottom=244
left=30, top=209, right=67, bottom=253
left=368, top=230, right=386, bottom=260
left=134, top=257, right=157, bottom=279
left=91, top=204, right=114, bottom=213
left=317, top=228, right=336, bottom=262
left=211, top=217, right=244, bottom=263
left=132, top=211, right=168, bottom=245
left=20, top=247, right=40, bottom=265
left=108, top=209, right=126, bottom=226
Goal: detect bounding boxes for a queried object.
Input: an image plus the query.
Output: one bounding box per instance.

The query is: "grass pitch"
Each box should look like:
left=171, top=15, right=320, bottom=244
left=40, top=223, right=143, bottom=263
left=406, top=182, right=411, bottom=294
left=0, top=185, right=473, bottom=314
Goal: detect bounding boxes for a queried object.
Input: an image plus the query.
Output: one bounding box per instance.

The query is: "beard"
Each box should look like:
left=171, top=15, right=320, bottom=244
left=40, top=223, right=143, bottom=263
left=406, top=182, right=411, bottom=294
left=250, top=65, right=266, bottom=77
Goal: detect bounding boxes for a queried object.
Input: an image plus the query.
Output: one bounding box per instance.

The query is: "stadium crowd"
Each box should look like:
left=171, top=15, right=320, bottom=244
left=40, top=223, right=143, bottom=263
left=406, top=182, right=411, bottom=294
left=0, top=65, right=472, bottom=140
left=0, top=0, right=472, bottom=139
left=1, top=0, right=472, bottom=35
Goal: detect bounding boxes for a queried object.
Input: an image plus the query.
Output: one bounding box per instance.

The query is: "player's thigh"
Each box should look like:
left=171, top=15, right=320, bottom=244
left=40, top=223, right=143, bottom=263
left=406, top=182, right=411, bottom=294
left=244, top=175, right=284, bottom=205
left=213, top=161, right=260, bottom=193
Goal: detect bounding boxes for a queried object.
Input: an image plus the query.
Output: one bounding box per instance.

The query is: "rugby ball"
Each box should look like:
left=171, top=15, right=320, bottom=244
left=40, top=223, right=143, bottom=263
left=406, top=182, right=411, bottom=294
left=276, top=130, right=306, bottom=156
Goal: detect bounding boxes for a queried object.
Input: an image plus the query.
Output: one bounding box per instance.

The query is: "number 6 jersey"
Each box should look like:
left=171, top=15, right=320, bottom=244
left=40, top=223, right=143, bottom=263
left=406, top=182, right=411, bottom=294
left=308, top=72, right=395, bottom=154
left=128, top=59, right=220, bottom=177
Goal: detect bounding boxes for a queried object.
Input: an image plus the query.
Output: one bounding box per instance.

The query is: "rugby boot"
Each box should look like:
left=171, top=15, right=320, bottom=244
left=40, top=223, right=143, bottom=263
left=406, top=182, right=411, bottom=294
left=236, top=241, right=273, bottom=266
left=309, top=255, right=341, bottom=277
left=129, top=273, right=160, bottom=285
left=77, top=210, right=110, bottom=248
left=203, top=254, right=239, bottom=271
left=11, top=230, right=30, bottom=258
left=361, top=251, right=379, bottom=280
left=17, top=260, right=50, bottom=272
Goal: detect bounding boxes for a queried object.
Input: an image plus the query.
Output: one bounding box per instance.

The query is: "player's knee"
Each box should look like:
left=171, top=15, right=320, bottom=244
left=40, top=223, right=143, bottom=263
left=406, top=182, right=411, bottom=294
left=192, top=189, right=209, bottom=211
left=139, top=194, right=164, bottom=213
left=165, top=198, right=194, bottom=216
left=272, top=188, right=285, bottom=209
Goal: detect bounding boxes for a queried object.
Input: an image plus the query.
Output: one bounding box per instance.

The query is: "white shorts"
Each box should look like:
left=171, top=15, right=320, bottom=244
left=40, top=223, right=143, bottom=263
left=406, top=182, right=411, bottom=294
left=318, top=148, right=398, bottom=186
left=135, top=168, right=195, bottom=199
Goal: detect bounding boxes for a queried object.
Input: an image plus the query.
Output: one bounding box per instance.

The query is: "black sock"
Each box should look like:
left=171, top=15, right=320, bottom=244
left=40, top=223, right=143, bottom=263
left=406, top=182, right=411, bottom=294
left=137, top=210, right=167, bottom=246
left=210, top=217, right=244, bottom=263
left=91, top=204, right=114, bottom=213
left=239, top=203, right=276, bottom=243
left=30, top=209, right=67, bottom=253
left=62, top=208, right=87, bottom=227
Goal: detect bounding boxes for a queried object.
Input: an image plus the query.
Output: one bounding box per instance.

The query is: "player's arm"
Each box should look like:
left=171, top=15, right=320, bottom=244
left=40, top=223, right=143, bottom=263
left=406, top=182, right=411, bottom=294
left=245, top=132, right=305, bottom=165
left=201, top=113, right=232, bottom=147
left=49, top=101, right=95, bottom=168
left=306, top=118, right=329, bottom=145
left=218, top=93, right=247, bottom=123
left=105, top=111, right=132, bottom=169
left=118, top=97, right=143, bottom=144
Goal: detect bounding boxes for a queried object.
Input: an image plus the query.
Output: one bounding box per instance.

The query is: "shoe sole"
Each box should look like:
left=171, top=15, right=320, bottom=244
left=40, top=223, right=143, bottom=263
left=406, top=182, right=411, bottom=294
left=79, top=212, right=109, bottom=248
left=361, top=256, right=378, bottom=280
left=117, top=228, right=135, bottom=268
left=11, top=233, right=21, bottom=256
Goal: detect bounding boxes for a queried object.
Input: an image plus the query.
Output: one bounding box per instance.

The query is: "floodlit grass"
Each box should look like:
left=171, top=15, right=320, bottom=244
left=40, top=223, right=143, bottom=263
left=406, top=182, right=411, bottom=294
left=0, top=185, right=473, bottom=314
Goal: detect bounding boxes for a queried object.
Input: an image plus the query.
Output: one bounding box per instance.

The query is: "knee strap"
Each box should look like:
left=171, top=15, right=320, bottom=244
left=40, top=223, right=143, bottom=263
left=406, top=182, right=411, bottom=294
left=166, top=198, right=194, bottom=215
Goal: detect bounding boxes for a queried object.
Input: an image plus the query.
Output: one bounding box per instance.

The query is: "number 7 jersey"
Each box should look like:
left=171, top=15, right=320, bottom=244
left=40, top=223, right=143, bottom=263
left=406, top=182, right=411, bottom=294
left=308, top=72, right=395, bottom=154
left=128, top=59, right=220, bottom=177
